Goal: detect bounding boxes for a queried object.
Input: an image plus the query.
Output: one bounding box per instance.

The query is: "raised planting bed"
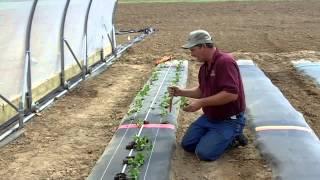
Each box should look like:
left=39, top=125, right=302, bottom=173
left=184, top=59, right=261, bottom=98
left=88, top=60, right=188, bottom=180
left=238, top=60, right=320, bottom=180
left=292, top=59, right=320, bottom=86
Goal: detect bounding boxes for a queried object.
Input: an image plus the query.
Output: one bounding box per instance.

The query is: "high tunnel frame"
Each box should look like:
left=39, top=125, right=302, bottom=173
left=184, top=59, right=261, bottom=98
left=0, top=0, right=151, bottom=140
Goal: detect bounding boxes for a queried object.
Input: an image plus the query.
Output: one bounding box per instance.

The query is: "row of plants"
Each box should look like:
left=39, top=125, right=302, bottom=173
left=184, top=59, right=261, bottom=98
left=124, top=134, right=153, bottom=179
left=127, top=84, right=151, bottom=115
left=115, top=61, right=185, bottom=180
left=159, top=61, right=186, bottom=117
left=117, top=72, right=154, bottom=179
left=114, top=134, right=153, bottom=180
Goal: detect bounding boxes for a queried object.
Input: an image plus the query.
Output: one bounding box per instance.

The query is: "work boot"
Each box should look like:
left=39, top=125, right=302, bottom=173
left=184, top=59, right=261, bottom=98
left=236, top=134, right=248, bottom=146
left=231, top=134, right=248, bottom=148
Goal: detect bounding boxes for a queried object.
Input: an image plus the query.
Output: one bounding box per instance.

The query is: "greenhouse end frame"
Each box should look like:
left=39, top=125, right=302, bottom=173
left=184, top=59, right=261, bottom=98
left=0, top=0, right=155, bottom=143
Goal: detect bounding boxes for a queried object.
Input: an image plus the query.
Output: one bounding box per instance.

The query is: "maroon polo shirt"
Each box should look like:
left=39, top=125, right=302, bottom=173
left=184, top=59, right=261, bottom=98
left=198, top=49, right=245, bottom=120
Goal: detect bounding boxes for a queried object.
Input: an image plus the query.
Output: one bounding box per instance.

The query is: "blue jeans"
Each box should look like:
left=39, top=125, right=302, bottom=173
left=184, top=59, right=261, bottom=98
left=181, top=113, right=245, bottom=161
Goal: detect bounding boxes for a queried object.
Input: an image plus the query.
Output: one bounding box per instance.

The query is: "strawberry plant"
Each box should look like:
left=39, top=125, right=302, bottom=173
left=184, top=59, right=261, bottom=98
left=135, top=119, right=149, bottom=127
left=127, top=84, right=151, bottom=115
left=133, top=135, right=152, bottom=151
left=125, top=135, right=152, bottom=151
left=124, top=137, right=151, bottom=180
left=135, top=119, right=144, bottom=127
left=151, top=69, right=159, bottom=82
left=180, top=96, right=189, bottom=108
left=171, top=61, right=183, bottom=85
left=138, top=84, right=150, bottom=97
left=128, top=167, right=139, bottom=180
left=176, top=61, right=183, bottom=71
left=128, top=152, right=145, bottom=167
left=172, top=72, right=180, bottom=85
left=121, top=153, right=145, bottom=180
left=160, top=92, right=171, bottom=117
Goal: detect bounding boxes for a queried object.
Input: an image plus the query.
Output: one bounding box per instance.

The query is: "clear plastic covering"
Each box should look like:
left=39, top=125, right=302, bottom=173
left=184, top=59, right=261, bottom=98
left=87, top=0, right=116, bottom=66
left=30, top=0, right=66, bottom=101
left=292, top=59, right=320, bottom=85
left=0, top=0, right=117, bottom=125
left=64, top=0, right=90, bottom=80
left=0, top=0, right=34, bottom=121
left=239, top=60, right=320, bottom=180
left=240, top=63, right=310, bottom=127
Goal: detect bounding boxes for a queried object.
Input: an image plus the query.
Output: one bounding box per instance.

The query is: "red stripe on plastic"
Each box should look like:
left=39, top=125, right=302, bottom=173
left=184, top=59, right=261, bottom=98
left=118, top=124, right=175, bottom=130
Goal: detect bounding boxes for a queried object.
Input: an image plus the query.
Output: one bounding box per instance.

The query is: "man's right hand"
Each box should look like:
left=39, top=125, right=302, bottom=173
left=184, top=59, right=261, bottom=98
left=168, top=86, right=182, bottom=97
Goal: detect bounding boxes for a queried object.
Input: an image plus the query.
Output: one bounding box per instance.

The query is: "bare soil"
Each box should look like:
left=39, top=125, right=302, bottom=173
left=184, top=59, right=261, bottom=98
left=1, top=1, right=320, bottom=179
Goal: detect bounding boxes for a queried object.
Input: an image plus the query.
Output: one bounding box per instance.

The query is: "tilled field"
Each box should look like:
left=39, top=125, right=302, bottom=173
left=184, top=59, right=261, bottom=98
left=1, top=1, right=320, bottom=179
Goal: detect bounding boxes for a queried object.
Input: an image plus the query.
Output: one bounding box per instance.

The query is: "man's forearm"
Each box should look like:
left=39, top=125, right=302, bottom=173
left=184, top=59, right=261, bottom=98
left=199, top=91, right=238, bottom=107
left=180, top=86, right=202, bottom=98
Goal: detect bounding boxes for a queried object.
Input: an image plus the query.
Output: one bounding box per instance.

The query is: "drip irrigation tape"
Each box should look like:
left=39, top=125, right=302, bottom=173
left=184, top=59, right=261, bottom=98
left=88, top=60, right=188, bottom=180
left=118, top=62, right=174, bottom=176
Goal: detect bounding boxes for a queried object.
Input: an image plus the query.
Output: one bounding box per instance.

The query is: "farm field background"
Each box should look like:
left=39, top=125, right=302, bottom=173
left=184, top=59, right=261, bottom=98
left=1, top=0, right=320, bottom=179
left=119, top=0, right=285, bottom=3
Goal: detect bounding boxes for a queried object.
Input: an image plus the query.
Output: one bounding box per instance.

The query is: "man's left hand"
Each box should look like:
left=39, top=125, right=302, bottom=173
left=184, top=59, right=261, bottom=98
left=183, top=99, right=202, bottom=112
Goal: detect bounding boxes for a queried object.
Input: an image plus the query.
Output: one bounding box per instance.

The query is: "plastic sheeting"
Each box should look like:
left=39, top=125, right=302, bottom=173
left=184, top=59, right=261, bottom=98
left=87, top=0, right=115, bottom=65
left=238, top=60, right=320, bottom=180
left=0, top=0, right=117, bottom=125
left=0, top=1, right=34, bottom=111
left=292, top=59, right=320, bottom=85
left=30, top=0, right=67, bottom=102
left=62, top=0, right=89, bottom=81
left=88, top=60, right=188, bottom=180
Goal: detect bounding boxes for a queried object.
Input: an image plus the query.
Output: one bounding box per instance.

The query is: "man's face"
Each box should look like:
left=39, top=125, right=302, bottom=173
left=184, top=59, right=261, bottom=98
left=189, top=46, right=205, bottom=62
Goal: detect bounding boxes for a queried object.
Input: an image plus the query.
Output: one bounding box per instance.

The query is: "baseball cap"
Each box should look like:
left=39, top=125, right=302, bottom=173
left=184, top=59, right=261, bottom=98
left=182, top=30, right=214, bottom=49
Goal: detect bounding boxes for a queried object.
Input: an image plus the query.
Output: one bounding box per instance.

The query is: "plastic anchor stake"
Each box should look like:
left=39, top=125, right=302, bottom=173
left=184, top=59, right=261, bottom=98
left=114, top=172, right=128, bottom=180
left=123, top=156, right=134, bottom=165
left=125, top=141, right=136, bottom=150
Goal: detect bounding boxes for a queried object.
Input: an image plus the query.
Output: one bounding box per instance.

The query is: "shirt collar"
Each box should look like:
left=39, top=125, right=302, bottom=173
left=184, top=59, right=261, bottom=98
left=205, top=48, right=219, bottom=68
